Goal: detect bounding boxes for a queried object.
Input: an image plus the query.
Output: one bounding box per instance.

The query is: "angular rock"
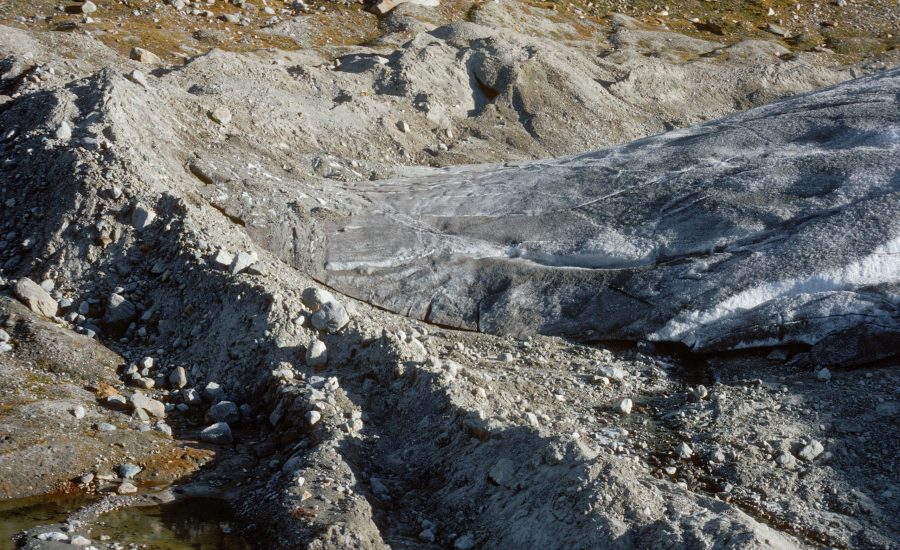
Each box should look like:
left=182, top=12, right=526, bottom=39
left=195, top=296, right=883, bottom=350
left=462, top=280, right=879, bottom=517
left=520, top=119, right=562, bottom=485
left=212, top=248, right=234, bottom=270
left=209, top=106, right=233, bottom=125
left=301, top=287, right=336, bottom=311
left=230, top=251, right=258, bottom=274
left=311, top=300, right=349, bottom=333
left=182, top=388, right=202, bottom=406
left=598, top=365, right=626, bottom=381
left=488, top=458, right=515, bottom=488
left=130, top=391, right=166, bottom=418
left=55, top=121, right=72, bottom=140
left=305, top=410, right=321, bottom=426
left=202, top=382, right=226, bottom=403
left=675, top=442, right=693, bottom=459
left=128, top=69, right=149, bottom=88
left=117, top=481, right=138, bottom=494
left=101, top=293, right=136, bottom=337
left=169, top=366, right=188, bottom=388
left=130, top=47, right=162, bottom=64
left=131, top=204, right=156, bottom=229
left=306, top=339, right=327, bottom=368
left=797, top=440, right=825, bottom=461
left=117, top=463, right=142, bottom=479
left=14, top=277, right=58, bottom=318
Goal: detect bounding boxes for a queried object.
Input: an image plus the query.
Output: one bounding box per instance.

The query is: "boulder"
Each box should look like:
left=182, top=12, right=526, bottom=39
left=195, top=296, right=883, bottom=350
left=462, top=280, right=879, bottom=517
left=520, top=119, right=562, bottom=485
left=14, top=277, right=58, bottom=318
left=200, top=422, right=233, bottom=444
left=130, top=391, right=166, bottom=418
left=101, top=293, right=136, bottom=336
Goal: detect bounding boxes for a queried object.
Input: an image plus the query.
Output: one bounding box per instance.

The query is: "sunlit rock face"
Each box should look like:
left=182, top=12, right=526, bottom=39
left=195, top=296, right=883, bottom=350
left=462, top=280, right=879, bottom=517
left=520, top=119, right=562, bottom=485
left=318, top=69, right=900, bottom=364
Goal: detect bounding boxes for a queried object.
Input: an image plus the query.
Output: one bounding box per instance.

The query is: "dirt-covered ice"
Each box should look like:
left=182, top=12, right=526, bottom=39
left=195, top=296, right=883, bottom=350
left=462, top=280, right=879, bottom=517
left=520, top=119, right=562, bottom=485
left=0, top=1, right=898, bottom=549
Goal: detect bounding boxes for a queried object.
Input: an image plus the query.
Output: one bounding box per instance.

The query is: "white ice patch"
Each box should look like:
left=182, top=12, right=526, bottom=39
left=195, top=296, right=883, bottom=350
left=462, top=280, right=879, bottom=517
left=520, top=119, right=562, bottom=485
left=652, top=235, right=900, bottom=345
left=507, top=229, right=657, bottom=269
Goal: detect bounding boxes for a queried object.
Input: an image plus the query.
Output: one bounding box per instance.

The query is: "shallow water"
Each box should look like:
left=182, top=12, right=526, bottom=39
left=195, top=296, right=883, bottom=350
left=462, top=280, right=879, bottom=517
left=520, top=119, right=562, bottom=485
left=0, top=495, right=249, bottom=549
left=92, top=497, right=250, bottom=550
left=0, top=494, right=93, bottom=546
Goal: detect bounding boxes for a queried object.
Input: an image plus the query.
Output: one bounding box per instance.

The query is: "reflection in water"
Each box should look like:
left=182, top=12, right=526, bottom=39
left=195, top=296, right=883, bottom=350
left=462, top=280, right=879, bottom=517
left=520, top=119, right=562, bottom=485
left=97, top=498, right=249, bottom=549
left=0, top=495, right=93, bottom=546
left=0, top=496, right=249, bottom=549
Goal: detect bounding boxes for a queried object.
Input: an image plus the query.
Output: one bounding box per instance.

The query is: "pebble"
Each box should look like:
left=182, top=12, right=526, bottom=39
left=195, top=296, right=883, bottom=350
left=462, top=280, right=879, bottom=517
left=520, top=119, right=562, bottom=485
left=797, top=439, right=824, bottom=461
left=128, top=69, right=149, bottom=88
left=130, top=47, right=162, bottom=64
left=209, top=106, right=233, bottom=125
left=200, top=422, right=233, bottom=444
left=169, top=366, right=188, bottom=388
left=131, top=204, right=157, bottom=230
left=71, top=535, right=92, bottom=546
left=0, top=329, right=9, bottom=342
left=80, top=1, right=97, bottom=13
left=691, top=385, right=708, bottom=401
left=117, top=463, right=142, bottom=479
left=766, top=23, right=789, bottom=37
left=306, top=339, right=328, bottom=368
left=230, top=251, right=258, bottom=274
left=675, top=442, right=693, bottom=459
left=444, top=360, right=461, bottom=379
left=775, top=452, right=797, bottom=469
left=397, top=120, right=411, bottom=133
left=598, top=365, right=626, bottom=381
left=117, top=481, right=138, bottom=494
left=301, top=287, right=336, bottom=310
left=488, top=458, right=515, bottom=488
left=498, top=352, right=514, bottom=362
left=311, top=301, right=349, bottom=333
left=305, top=410, right=322, bottom=426
left=816, top=368, right=831, bottom=381
left=55, top=121, right=73, bottom=140
left=617, top=398, right=633, bottom=415
left=72, top=405, right=86, bottom=419
left=454, top=534, right=476, bottom=550
left=212, top=249, right=234, bottom=270
left=202, top=382, right=226, bottom=402
left=105, top=394, right=129, bottom=410
left=96, top=422, right=117, bottom=432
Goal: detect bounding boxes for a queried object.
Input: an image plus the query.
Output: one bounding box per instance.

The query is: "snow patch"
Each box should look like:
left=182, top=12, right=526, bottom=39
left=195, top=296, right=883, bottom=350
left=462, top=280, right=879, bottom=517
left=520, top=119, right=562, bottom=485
left=652, top=235, right=900, bottom=345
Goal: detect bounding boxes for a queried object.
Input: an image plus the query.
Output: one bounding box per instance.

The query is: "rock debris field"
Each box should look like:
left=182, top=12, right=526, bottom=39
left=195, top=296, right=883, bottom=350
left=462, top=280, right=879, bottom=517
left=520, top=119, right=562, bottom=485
left=0, top=0, right=898, bottom=548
